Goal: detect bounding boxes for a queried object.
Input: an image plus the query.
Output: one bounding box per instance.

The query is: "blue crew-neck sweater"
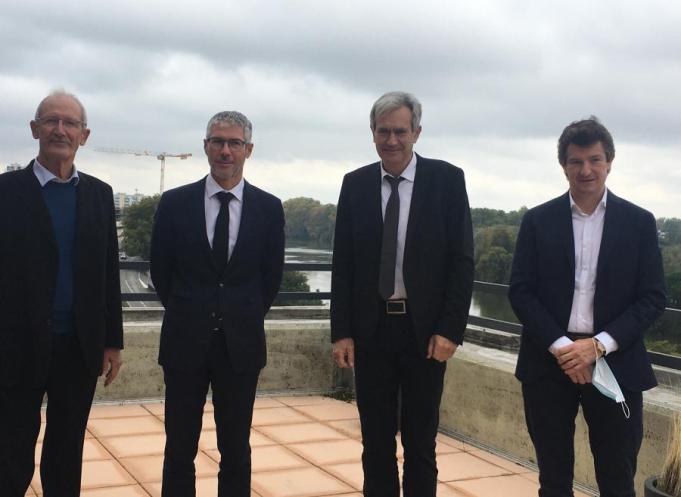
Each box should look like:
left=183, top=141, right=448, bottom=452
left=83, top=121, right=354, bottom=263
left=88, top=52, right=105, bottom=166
left=41, top=180, right=78, bottom=334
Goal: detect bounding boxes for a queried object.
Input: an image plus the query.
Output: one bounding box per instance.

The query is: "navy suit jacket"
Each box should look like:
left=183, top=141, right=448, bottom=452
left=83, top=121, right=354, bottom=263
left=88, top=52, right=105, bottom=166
left=509, top=191, right=666, bottom=391
left=330, top=155, right=474, bottom=352
left=0, top=162, right=123, bottom=387
left=150, top=177, right=285, bottom=373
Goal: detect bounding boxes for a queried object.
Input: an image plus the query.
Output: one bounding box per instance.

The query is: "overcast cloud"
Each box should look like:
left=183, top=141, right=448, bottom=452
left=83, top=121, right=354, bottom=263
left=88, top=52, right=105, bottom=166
left=1, top=0, right=680, bottom=216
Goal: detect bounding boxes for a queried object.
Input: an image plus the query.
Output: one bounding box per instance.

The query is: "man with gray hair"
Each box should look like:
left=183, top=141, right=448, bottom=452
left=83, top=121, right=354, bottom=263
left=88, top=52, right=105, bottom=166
left=331, top=91, right=474, bottom=496
left=150, top=110, right=285, bottom=497
left=0, top=90, right=123, bottom=496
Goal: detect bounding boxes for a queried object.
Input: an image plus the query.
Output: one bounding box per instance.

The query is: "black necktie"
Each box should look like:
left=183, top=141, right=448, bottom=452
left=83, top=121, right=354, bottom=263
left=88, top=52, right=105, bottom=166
left=379, top=175, right=404, bottom=300
left=212, top=191, right=235, bottom=271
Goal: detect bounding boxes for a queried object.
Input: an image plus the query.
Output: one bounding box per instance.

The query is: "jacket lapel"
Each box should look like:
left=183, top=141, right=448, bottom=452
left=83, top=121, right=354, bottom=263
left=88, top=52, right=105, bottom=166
left=403, top=155, right=428, bottom=269
left=596, top=190, right=623, bottom=284
left=17, top=162, right=58, bottom=256
left=558, top=192, right=576, bottom=275
left=225, top=181, right=252, bottom=271
left=191, top=177, right=215, bottom=270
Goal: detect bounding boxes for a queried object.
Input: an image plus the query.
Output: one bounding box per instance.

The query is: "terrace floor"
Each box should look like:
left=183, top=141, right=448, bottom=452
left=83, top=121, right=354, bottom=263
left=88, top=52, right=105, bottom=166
left=27, top=395, right=592, bottom=497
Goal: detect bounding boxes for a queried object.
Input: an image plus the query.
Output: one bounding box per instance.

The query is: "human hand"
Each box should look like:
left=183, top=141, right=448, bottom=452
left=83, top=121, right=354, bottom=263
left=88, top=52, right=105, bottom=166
left=567, top=367, right=593, bottom=385
left=101, top=348, right=123, bottom=386
left=427, top=334, right=458, bottom=362
left=332, top=338, right=355, bottom=368
left=555, top=338, right=598, bottom=374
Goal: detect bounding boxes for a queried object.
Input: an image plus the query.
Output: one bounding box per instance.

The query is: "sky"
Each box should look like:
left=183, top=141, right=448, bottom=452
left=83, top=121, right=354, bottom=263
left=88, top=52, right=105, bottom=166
left=1, top=0, right=680, bottom=217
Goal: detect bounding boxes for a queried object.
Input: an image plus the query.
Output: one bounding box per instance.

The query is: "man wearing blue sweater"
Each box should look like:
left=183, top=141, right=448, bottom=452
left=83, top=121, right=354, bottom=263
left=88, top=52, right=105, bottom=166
left=0, top=91, right=124, bottom=497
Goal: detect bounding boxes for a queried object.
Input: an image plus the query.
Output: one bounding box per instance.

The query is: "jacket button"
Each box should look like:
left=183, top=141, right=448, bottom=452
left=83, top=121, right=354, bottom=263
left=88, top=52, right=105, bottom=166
left=219, top=283, right=224, bottom=288
left=210, top=312, right=217, bottom=318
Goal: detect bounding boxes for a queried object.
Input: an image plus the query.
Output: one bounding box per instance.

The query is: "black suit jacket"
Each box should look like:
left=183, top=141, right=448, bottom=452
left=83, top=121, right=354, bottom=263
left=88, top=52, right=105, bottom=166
left=509, top=191, right=666, bottom=391
left=150, top=177, right=285, bottom=373
left=0, top=162, right=123, bottom=387
left=330, top=154, right=474, bottom=352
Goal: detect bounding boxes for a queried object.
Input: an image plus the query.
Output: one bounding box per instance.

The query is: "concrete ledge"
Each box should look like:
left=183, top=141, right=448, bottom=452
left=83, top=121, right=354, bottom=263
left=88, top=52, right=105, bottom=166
left=440, top=341, right=680, bottom=496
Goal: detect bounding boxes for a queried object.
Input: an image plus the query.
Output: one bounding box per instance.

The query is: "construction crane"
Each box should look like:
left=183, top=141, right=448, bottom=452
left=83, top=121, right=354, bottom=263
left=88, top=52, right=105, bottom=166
left=95, top=147, right=192, bottom=194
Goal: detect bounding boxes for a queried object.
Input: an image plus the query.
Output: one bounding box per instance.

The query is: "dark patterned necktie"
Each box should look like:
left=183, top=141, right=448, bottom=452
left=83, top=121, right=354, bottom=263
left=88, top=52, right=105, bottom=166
left=212, top=191, right=235, bottom=270
left=379, top=175, right=404, bottom=299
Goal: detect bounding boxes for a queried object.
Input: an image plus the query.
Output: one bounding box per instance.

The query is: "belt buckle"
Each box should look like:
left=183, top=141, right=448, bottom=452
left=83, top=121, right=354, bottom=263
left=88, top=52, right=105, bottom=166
left=385, top=300, right=406, bottom=315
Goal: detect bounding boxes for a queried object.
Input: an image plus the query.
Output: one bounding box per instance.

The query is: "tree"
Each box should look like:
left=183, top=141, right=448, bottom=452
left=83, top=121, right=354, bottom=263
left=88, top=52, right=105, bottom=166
left=122, top=195, right=160, bottom=260
left=274, top=270, right=321, bottom=306
left=283, top=197, right=336, bottom=248
left=474, top=225, right=518, bottom=284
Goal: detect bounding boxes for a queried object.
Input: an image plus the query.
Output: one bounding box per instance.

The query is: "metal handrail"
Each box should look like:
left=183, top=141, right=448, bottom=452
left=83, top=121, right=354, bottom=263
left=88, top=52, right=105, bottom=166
left=120, top=261, right=681, bottom=370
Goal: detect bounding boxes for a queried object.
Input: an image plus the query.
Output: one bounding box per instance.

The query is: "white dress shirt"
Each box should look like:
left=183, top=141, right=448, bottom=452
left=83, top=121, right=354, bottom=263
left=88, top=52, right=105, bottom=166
left=204, top=174, right=244, bottom=261
left=33, top=159, right=80, bottom=186
left=549, top=189, right=618, bottom=355
left=380, top=153, right=416, bottom=300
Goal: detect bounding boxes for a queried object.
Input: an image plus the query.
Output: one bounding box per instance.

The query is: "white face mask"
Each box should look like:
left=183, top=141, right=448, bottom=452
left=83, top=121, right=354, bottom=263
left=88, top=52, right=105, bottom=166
left=592, top=357, right=630, bottom=419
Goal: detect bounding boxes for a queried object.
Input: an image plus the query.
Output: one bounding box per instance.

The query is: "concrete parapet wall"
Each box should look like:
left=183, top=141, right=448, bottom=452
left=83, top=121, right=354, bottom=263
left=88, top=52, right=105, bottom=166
left=440, top=341, right=679, bottom=495
left=95, top=315, right=334, bottom=401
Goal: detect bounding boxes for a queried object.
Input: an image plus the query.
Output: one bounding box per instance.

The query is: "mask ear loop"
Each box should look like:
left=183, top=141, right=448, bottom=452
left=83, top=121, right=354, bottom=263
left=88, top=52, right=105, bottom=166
left=621, top=402, right=630, bottom=419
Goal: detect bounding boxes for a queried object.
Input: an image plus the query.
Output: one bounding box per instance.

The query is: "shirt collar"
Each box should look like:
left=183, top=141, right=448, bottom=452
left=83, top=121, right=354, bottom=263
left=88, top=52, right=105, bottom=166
left=382, top=153, right=417, bottom=182
left=33, top=159, right=80, bottom=187
left=569, top=188, right=608, bottom=216
left=205, top=174, right=244, bottom=202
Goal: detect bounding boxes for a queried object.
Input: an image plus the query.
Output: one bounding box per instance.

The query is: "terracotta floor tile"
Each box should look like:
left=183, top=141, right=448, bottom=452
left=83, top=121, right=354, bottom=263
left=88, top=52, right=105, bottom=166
left=437, top=433, right=467, bottom=450
left=274, top=395, right=336, bottom=407
left=437, top=452, right=512, bottom=482
left=251, top=466, right=353, bottom=497
left=254, top=397, right=286, bottom=409
left=34, top=438, right=111, bottom=464
left=24, top=488, right=36, bottom=497
left=31, top=459, right=135, bottom=492
left=436, top=483, right=471, bottom=497
left=519, top=471, right=539, bottom=483
left=251, top=445, right=309, bottom=472
left=293, top=402, right=360, bottom=422
left=88, top=416, right=165, bottom=438
left=100, top=433, right=166, bottom=458
left=468, top=448, right=532, bottom=474
left=118, top=453, right=217, bottom=483
left=204, top=400, right=214, bottom=412
left=250, top=430, right=277, bottom=447
left=143, top=479, right=261, bottom=497
left=141, top=402, right=165, bottom=416
left=322, top=461, right=365, bottom=491
left=198, top=429, right=218, bottom=450
left=449, top=474, right=540, bottom=497
left=258, top=422, right=347, bottom=444
left=37, top=423, right=45, bottom=442
left=288, top=439, right=363, bottom=466
left=201, top=411, right=216, bottom=430
left=327, top=419, right=362, bottom=439
left=89, top=404, right=151, bottom=419
left=80, top=484, right=151, bottom=496
left=252, top=407, right=312, bottom=426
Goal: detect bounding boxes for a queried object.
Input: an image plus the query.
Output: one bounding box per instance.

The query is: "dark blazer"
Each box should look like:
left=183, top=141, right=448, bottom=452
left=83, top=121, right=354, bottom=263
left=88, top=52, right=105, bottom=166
left=509, top=191, right=666, bottom=391
left=150, top=177, right=285, bottom=373
left=0, top=162, right=123, bottom=387
left=331, top=154, right=474, bottom=352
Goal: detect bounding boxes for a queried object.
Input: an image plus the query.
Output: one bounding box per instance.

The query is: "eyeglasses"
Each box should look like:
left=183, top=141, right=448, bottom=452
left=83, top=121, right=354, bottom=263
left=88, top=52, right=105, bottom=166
left=374, top=127, right=410, bottom=140
left=206, top=137, right=247, bottom=151
left=36, top=117, right=86, bottom=130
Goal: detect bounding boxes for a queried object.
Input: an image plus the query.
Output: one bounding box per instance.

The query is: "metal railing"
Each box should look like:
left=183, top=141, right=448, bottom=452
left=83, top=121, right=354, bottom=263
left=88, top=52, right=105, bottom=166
left=120, top=261, right=681, bottom=370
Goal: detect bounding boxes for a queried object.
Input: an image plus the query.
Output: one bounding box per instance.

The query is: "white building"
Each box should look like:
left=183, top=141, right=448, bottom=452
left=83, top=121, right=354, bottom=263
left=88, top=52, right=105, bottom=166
left=114, top=191, right=146, bottom=214
left=4, top=163, right=23, bottom=173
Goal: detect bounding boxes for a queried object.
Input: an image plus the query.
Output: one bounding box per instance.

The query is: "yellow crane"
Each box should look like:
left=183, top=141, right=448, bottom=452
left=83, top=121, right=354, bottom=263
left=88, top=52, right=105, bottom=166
left=95, top=148, right=192, bottom=194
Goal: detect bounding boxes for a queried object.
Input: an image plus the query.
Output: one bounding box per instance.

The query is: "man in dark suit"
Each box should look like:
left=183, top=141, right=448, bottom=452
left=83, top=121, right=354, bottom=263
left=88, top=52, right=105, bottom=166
left=150, top=110, right=285, bottom=497
left=509, top=117, right=666, bottom=497
left=331, top=91, right=474, bottom=497
left=0, top=90, right=124, bottom=497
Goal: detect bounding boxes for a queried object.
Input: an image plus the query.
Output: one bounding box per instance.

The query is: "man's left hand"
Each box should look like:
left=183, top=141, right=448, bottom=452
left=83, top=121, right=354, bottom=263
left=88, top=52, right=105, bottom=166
left=101, top=348, right=123, bottom=386
left=555, top=338, right=598, bottom=373
left=427, top=334, right=458, bottom=362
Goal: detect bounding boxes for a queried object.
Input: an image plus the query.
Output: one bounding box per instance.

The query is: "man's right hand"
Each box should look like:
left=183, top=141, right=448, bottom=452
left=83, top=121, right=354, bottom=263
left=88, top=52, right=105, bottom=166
left=567, top=367, right=592, bottom=385
left=332, top=338, right=355, bottom=368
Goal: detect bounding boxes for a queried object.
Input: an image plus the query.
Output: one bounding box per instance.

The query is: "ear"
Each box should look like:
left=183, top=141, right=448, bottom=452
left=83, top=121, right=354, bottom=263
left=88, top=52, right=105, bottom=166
left=203, top=139, right=210, bottom=156
left=245, top=143, right=254, bottom=159
left=79, top=128, right=91, bottom=146
left=562, top=166, right=569, bottom=180
left=413, top=125, right=422, bottom=142
left=30, top=120, right=40, bottom=139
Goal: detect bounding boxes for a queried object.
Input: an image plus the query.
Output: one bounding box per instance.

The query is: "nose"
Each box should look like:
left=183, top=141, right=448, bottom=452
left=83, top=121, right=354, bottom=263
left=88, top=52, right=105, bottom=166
left=386, top=131, right=399, bottom=145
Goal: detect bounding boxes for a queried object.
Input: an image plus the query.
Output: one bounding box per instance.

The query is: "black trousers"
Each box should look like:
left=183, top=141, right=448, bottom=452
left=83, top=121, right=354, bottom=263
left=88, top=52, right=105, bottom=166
left=354, top=312, right=446, bottom=497
left=522, top=371, right=643, bottom=497
left=0, top=333, right=98, bottom=497
left=162, top=332, right=259, bottom=497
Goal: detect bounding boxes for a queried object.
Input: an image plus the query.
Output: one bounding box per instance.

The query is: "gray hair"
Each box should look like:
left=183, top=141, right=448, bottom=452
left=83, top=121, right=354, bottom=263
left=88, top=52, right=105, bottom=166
left=35, top=89, right=87, bottom=124
left=205, top=111, right=253, bottom=143
left=370, top=91, right=422, bottom=131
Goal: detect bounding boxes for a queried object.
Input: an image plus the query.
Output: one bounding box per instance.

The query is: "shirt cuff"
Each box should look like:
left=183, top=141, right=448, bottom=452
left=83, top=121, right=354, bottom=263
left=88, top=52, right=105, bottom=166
left=594, top=331, right=618, bottom=354
left=549, top=336, right=573, bottom=355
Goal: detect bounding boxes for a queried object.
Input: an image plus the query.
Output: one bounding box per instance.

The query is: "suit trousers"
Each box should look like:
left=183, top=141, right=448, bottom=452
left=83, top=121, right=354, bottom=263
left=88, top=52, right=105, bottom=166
left=162, top=332, right=259, bottom=497
left=522, top=371, right=643, bottom=497
left=0, top=333, right=98, bottom=497
left=354, top=311, right=446, bottom=497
